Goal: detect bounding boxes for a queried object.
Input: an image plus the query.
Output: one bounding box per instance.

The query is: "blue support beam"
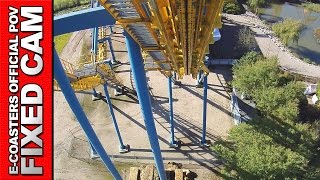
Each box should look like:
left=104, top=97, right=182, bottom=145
left=93, top=88, right=98, bottom=97
left=54, top=7, right=115, bottom=36
left=90, top=142, right=98, bottom=157
left=90, top=0, right=95, bottom=54
left=124, top=31, right=166, bottom=180
left=109, top=25, right=114, bottom=34
left=90, top=0, right=94, bottom=8
left=54, top=48, right=122, bottom=180
left=197, top=72, right=201, bottom=83
left=168, top=77, right=176, bottom=147
left=201, top=75, right=208, bottom=145
left=107, top=36, right=116, bottom=64
left=103, top=83, right=128, bottom=152
left=93, top=27, right=98, bottom=55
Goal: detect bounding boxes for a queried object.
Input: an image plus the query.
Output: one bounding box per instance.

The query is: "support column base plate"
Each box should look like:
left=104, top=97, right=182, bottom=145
left=200, top=139, right=211, bottom=147
left=119, top=144, right=130, bottom=153
left=92, top=92, right=102, bottom=101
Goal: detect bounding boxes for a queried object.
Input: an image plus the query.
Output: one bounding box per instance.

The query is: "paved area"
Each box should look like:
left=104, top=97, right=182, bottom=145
left=54, top=27, right=233, bottom=179
left=224, top=13, right=320, bottom=79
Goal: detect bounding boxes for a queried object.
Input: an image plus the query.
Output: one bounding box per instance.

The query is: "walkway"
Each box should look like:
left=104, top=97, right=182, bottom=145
left=224, top=13, right=320, bottom=79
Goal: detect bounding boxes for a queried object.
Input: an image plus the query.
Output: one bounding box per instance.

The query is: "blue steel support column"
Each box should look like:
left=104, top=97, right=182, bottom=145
left=93, top=27, right=98, bottom=55
left=168, top=76, right=176, bottom=147
left=54, top=49, right=122, bottom=180
left=90, top=0, right=95, bottom=55
left=109, top=25, right=114, bottom=34
left=196, top=71, right=201, bottom=87
left=107, top=36, right=116, bottom=64
left=90, top=143, right=98, bottom=156
left=201, top=75, right=208, bottom=145
left=92, top=88, right=98, bottom=97
left=103, top=83, right=128, bottom=152
left=124, top=31, right=166, bottom=180
left=90, top=87, right=98, bottom=153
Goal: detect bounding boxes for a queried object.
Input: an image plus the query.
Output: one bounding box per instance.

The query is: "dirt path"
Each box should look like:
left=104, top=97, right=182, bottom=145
left=59, top=30, right=90, bottom=64
left=224, top=13, right=320, bottom=79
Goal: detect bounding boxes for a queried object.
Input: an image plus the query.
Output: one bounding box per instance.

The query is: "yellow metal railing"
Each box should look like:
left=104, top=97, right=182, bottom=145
left=54, top=26, right=123, bottom=91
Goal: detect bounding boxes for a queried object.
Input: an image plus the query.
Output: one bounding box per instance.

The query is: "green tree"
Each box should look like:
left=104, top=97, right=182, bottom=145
left=236, top=27, right=258, bottom=52
left=247, top=0, right=266, bottom=13
left=272, top=19, right=303, bottom=46
left=212, top=118, right=312, bottom=179
left=254, top=82, right=304, bottom=121
left=214, top=52, right=320, bottom=179
left=233, top=51, right=261, bottom=69
left=223, top=0, right=242, bottom=15
left=232, top=56, right=279, bottom=97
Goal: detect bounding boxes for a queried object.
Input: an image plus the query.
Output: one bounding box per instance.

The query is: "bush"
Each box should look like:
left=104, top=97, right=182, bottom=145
left=233, top=51, right=261, bottom=69
left=236, top=27, right=258, bottom=52
left=232, top=55, right=280, bottom=96
left=302, top=2, right=320, bottom=13
left=214, top=52, right=320, bottom=179
left=247, top=0, right=267, bottom=13
left=254, top=82, right=304, bottom=121
left=272, top=19, right=303, bottom=46
left=212, top=117, right=318, bottom=179
left=223, top=1, right=242, bottom=15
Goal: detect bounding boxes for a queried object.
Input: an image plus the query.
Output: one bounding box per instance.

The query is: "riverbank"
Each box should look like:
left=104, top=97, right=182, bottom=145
left=302, top=2, right=320, bottom=13
left=224, top=11, right=320, bottom=79
left=258, top=1, right=320, bottom=64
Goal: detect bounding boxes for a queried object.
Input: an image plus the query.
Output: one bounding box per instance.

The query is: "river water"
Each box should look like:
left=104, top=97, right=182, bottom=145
left=258, top=1, right=320, bottom=63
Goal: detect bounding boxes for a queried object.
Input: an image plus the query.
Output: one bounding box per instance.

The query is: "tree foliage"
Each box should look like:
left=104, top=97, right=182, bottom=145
left=254, top=82, right=304, bottom=121
left=236, top=27, right=258, bottom=52
left=213, top=117, right=318, bottom=179
left=213, top=52, right=320, bottom=179
left=232, top=54, right=279, bottom=96
left=272, top=19, right=303, bottom=46
left=223, top=0, right=243, bottom=15
left=247, top=0, right=266, bottom=13
left=233, top=51, right=261, bottom=68
left=233, top=52, right=304, bottom=119
left=302, top=2, right=320, bottom=13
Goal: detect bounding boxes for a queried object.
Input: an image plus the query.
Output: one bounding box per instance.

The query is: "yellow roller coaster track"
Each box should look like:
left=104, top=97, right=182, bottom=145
left=99, top=0, right=223, bottom=79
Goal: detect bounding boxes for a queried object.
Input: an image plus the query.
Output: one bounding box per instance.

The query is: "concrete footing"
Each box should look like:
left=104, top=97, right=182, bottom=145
left=119, top=144, right=131, bottom=153
left=92, top=91, right=101, bottom=101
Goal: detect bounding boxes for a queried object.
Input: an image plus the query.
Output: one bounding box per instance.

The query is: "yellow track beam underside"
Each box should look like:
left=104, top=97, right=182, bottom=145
left=98, top=0, right=224, bottom=79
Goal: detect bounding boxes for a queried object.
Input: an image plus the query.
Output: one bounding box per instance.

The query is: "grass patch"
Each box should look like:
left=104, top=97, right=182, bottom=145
left=79, top=33, right=92, bottom=64
left=54, top=33, right=72, bottom=55
left=54, top=4, right=90, bottom=16
left=302, top=2, right=320, bottom=13
left=54, top=0, right=90, bottom=12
